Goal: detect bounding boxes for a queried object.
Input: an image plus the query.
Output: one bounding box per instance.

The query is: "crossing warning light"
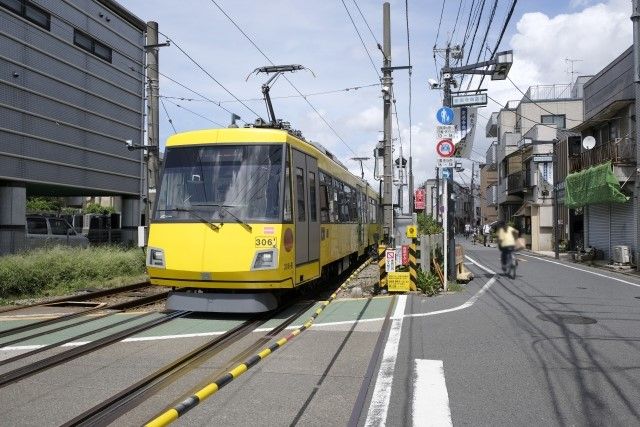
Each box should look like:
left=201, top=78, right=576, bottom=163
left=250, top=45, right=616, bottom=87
left=406, top=225, right=417, bottom=238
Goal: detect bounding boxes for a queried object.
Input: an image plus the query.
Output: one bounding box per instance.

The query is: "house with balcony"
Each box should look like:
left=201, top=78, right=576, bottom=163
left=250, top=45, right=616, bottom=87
left=485, top=79, right=586, bottom=250
left=480, top=142, right=498, bottom=227
left=564, top=46, right=637, bottom=263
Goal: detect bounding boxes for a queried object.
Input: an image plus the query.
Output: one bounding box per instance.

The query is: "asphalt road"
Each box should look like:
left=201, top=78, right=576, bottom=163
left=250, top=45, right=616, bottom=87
left=379, top=241, right=640, bottom=426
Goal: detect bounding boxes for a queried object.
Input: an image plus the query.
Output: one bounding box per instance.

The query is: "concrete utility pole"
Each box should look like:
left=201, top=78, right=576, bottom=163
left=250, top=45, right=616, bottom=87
left=632, top=0, right=640, bottom=270
left=146, top=21, right=161, bottom=224
left=441, top=44, right=456, bottom=282
left=471, top=162, right=476, bottom=226
left=382, top=2, right=393, bottom=244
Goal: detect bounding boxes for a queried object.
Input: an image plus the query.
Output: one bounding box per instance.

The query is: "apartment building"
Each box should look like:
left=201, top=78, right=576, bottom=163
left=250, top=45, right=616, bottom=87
left=484, top=78, right=586, bottom=251
left=564, top=47, right=637, bottom=263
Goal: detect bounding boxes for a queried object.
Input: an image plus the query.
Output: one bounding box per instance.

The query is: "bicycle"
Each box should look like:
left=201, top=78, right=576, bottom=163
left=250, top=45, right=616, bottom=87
left=501, top=248, right=517, bottom=279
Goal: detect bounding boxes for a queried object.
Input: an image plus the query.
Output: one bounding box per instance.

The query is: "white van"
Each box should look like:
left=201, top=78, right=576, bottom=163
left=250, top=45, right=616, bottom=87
left=25, top=215, right=90, bottom=249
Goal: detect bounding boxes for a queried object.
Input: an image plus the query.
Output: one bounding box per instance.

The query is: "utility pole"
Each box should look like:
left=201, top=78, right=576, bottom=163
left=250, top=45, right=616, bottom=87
left=631, top=0, right=640, bottom=270
left=435, top=166, right=440, bottom=222
left=441, top=44, right=456, bottom=282
left=145, top=21, right=161, bottom=225
left=382, top=2, right=393, bottom=244
left=471, top=162, right=476, bottom=227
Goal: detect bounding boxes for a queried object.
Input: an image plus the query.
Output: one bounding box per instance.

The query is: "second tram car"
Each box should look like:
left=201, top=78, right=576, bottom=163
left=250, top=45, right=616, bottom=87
left=146, top=126, right=381, bottom=312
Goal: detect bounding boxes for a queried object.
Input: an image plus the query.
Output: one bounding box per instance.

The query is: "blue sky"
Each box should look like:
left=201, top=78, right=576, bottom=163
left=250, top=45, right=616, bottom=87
left=118, top=0, right=632, bottom=192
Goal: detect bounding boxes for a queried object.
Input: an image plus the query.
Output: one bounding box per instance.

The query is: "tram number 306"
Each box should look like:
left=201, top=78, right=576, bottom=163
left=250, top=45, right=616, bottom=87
left=255, top=236, right=277, bottom=248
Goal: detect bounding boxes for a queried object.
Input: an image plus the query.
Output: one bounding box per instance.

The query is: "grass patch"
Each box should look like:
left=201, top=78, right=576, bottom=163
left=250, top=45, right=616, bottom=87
left=447, top=282, right=464, bottom=292
left=416, top=269, right=442, bottom=296
left=0, top=246, right=147, bottom=303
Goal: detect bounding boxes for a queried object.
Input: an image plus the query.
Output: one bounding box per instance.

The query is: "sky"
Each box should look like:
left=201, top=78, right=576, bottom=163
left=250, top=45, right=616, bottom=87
left=118, top=0, right=633, bottom=198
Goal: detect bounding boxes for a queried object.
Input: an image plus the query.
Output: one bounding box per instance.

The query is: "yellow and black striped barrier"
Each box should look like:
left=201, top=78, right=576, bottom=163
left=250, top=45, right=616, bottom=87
left=145, top=260, right=372, bottom=427
left=409, top=238, right=418, bottom=291
left=378, top=244, right=387, bottom=289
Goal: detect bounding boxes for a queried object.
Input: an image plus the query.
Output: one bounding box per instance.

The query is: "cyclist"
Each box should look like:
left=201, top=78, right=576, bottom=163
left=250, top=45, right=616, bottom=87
left=496, top=221, right=519, bottom=274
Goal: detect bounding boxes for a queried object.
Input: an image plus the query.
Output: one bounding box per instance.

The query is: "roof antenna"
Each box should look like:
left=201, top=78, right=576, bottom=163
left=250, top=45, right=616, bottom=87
left=246, top=64, right=315, bottom=127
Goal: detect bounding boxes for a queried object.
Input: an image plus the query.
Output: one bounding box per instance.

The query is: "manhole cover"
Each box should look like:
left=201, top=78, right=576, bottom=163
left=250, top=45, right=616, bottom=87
left=537, top=313, right=597, bottom=325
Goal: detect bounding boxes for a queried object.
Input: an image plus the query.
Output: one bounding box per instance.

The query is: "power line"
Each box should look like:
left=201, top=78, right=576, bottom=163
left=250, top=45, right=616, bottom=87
left=405, top=0, right=413, bottom=179
left=460, top=0, right=486, bottom=88
left=159, top=98, right=177, bottom=133
left=434, top=0, right=447, bottom=49
left=208, top=0, right=363, bottom=160
left=159, top=83, right=380, bottom=104
left=467, top=0, right=498, bottom=91
left=448, top=0, right=466, bottom=44
left=352, top=0, right=381, bottom=46
left=340, top=0, right=381, bottom=79
left=163, top=98, right=225, bottom=127
left=158, top=31, right=264, bottom=120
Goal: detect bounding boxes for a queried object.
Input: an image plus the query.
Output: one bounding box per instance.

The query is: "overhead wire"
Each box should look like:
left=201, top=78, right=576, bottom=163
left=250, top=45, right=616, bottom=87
left=163, top=98, right=225, bottom=127
left=208, top=0, right=363, bottom=159
left=405, top=0, right=413, bottom=185
left=448, top=0, right=466, bottom=44
left=158, top=31, right=264, bottom=120
left=434, top=0, right=447, bottom=49
left=352, top=0, right=381, bottom=46
left=159, top=98, right=177, bottom=133
left=459, top=0, right=486, bottom=88
left=466, top=0, right=498, bottom=91
left=340, top=0, right=381, bottom=79
left=159, top=83, right=380, bottom=104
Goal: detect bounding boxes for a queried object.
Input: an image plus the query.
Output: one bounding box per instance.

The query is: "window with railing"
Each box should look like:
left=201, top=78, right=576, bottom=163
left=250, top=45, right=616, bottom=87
left=541, top=114, right=566, bottom=129
left=569, top=137, right=636, bottom=172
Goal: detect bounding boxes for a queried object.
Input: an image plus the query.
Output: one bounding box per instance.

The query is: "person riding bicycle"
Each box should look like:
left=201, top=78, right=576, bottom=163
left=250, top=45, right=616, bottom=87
left=496, top=221, right=519, bottom=272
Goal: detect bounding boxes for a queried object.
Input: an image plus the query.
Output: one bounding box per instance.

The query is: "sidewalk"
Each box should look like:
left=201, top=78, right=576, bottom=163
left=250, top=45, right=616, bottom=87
left=527, top=249, right=640, bottom=278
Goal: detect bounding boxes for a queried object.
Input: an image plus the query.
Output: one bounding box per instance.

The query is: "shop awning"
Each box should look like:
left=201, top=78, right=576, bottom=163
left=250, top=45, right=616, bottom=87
left=564, top=161, right=629, bottom=208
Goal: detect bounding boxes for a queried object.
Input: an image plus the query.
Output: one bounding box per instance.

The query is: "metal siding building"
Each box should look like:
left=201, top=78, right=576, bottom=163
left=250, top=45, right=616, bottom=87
left=0, top=0, right=145, bottom=195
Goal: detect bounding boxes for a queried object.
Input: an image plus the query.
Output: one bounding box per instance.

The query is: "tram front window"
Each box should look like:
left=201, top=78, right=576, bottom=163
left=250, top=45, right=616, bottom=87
left=155, top=144, right=284, bottom=222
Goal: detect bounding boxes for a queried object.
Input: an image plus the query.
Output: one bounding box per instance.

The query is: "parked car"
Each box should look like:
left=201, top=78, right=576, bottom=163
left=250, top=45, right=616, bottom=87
left=25, top=215, right=90, bottom=249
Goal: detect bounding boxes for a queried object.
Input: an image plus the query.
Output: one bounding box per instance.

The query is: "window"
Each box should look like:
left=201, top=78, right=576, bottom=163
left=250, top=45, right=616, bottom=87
left=283, top=159, right=292, bottom=222
left=296, top=167, right=305, bottom=221
left=541, top=114, right=566, bottom=129
left=308, top=171, right=317, bottom=222
left=49, top=218, right=69, bottom=235
left=1, top=0, right=50, bottom=30
left=74, top=29, right=112, bottom=63
left=27, top=217, right=47, bottom=234
left=319, top=183, right=329, bottom=223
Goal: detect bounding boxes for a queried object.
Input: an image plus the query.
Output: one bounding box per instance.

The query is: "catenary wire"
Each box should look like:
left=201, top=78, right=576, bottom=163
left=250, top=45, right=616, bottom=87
left=448, top=0, right=466, bottom=44
left=208, top=0, right=364, bottom=160
left=159, top=98, right=177, bottom=133
left=340, top=0, right=381, bottom=79
left=163, top=98, right=225, bottom=127
left=352, top=0, right=381, bottom=47
left=158, top=31, right=263, bottom=120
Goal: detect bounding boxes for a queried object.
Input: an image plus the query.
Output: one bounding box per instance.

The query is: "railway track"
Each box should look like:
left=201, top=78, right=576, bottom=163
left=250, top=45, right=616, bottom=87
left=0, top=284, right=164, bottom=341
left=62, top=301, right=316, bottom=427
left=0, top=281, right=151, bottom=314
left=0, top=309, right=189, bottom=388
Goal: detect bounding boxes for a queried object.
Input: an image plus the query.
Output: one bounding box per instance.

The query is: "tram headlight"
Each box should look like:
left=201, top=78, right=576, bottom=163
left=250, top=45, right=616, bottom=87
left=147, top=248, right=165, bottom=268
left=252, top=250, right=277, bottom=270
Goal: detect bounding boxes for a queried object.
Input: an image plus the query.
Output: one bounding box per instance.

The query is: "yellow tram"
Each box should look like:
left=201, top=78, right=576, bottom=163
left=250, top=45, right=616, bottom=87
left=146, top=126, right=381, bottom=312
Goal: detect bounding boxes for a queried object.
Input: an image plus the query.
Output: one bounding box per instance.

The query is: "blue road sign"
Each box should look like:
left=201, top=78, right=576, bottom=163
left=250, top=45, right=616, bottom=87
left=436, top=107, right=454, bottom=125
left=441, top=167, right=453, bottom=180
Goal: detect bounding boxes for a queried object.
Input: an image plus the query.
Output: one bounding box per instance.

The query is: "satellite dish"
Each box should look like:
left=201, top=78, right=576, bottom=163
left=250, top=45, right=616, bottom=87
left=582, top=136, right=596, bottom=150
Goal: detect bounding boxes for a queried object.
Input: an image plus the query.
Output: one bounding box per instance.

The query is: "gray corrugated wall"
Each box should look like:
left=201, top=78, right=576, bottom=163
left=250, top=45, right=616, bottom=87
left=0, top=0, right=144, bottom=195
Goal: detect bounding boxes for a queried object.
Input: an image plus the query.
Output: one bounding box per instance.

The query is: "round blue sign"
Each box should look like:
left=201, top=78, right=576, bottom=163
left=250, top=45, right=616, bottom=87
left=436, top=107, right=454, bottom=125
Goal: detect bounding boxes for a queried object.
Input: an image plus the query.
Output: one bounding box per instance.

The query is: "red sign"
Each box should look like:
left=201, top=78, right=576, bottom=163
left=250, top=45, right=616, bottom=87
left=402, top=245, right=409, bottom=266
left=415, top=188, right=426, bottom=210
left=436, top=138, right=455, bottom=157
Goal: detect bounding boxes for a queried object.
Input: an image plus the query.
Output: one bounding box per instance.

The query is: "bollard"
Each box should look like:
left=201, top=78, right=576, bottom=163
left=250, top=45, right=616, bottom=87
left=409, top=238, right=417, bottom=291
left=378, top=244, right=387, bottom=290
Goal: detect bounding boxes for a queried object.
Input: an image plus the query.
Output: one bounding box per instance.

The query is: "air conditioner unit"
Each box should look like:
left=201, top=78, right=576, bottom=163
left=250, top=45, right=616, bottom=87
left=612, top=245, right=631, bottom=264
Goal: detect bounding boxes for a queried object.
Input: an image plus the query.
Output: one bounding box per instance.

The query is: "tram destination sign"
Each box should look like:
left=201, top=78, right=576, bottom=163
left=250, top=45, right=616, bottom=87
left=451, top=93, right=487, bottom=107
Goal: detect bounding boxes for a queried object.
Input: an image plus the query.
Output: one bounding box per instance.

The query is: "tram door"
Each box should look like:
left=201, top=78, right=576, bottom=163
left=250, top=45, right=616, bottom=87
left=292, top=149, right=320, bottom=266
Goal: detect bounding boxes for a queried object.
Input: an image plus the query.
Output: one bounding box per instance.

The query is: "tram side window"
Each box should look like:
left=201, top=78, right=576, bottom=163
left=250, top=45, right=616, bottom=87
left=283, top=160, right=292, bottom=222
left=341, top=184, right=351, bottom=222
left=331, top=180, right=341, bottom=223
left=309, top=171, right=317, bottom=222
left=348, top=187, right=357, bottom=222
left=319, top=182, right=329, bottom=223
left=296, top=167, right=305, bottom=221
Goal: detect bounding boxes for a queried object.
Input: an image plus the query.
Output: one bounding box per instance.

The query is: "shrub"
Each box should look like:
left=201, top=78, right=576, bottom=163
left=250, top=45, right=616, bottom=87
left=416, top=269, right=442, bottom=296
left=0, top=246, right=146, bottom=300
left=83, top=203, right=116, bottom=215
left=417, top=213, right=443, bottom=236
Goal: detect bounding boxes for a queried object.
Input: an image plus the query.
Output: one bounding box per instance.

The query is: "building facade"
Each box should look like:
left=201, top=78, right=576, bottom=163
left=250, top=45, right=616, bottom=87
left=0, top=0, right=147, bottom=253
left=565, top=47, right=637, bottom=263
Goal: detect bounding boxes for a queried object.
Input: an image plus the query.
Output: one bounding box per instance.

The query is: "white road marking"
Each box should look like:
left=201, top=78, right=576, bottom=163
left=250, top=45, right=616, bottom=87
left=364, top=295, right=407, bottom=427
left=412, top=359, right=452, bottom=427
left=520, top=253, right=640, bottom=289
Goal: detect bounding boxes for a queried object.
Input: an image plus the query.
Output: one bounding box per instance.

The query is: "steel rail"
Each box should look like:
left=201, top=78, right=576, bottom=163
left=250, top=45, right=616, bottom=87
left=0, top=310, right=190, bottom=388
left=62, top=301, right=316, bottom=426
left=0, top=291, right=168, bottom=349
left=0, top=288, right=166, bottom=342
left=0, top=282, right=150, bottom=314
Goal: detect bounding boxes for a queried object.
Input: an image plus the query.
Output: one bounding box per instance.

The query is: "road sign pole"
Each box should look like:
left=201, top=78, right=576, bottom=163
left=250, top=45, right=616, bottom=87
left=443, top=177, right=448, bottom=292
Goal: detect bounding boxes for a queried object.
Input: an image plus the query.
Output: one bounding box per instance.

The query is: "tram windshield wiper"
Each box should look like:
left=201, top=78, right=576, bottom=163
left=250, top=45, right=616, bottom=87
left=191, top=203, right=253, bottom=232
left=156, top=208, right=220, bottom=231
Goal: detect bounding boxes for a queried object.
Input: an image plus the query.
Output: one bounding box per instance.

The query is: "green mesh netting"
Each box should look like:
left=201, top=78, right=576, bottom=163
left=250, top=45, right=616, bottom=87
left=564, top=161, right=629, bottom=208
